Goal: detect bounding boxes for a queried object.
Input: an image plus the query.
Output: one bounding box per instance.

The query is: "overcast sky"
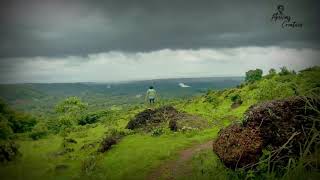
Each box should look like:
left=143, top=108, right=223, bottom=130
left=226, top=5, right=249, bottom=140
left=0, top=0, right=319, bottom=83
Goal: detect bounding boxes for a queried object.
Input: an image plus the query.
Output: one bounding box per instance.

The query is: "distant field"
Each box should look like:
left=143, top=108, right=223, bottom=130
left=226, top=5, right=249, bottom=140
left=0, top=77, right=243, bottom=113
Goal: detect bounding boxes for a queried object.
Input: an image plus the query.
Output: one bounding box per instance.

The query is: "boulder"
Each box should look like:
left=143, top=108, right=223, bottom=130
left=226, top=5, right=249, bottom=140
left=213, top=96, right=320, bottom=168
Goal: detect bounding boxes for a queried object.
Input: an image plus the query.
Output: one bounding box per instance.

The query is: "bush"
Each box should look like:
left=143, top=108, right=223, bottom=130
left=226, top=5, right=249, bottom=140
left=268, top=68, right=276, bottom=75
left=54, top=97, right=88, bottom=132
left=0, top=140, right=21, bottom=163
left=78, top=111, right=113, bottom=125
left=230, top=94, right=241, bottom=103
left=81, top=155, right=97, bottom=175
left=257, top=79, right=295, bottom=101
left=9, top=112, right=37, bottom=133
left=55, top=96, right=88, bottom=114
left=230, top=94, right=243, bottom=109
left=245, top=69, right=263, bottom=83
left=204, top=94, right=220, bottom=107
left=29, top=122, right=48, bottom=140
left=279, top=66, right=295, bottom=76
left=0, top=116, right=13, bottom=140
left=79, top=114, right=99, bottom=125
left=57, top=114, right=76, bottom=130
left=151, top=127, right=164, bottom=136
left=0, top=100, right=37, bottom=133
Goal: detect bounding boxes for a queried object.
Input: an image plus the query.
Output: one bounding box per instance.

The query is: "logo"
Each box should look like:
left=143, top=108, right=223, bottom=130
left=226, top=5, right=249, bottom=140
left=271, top=4, right=302, bottom=28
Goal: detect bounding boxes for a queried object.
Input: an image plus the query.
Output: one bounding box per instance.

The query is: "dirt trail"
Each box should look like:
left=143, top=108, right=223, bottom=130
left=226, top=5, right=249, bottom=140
left=146, top=141, right=213, bottom=180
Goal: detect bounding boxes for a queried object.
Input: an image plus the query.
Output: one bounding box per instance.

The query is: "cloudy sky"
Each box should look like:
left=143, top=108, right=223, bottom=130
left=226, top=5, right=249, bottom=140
left=0, top=0, right=319, bottom=83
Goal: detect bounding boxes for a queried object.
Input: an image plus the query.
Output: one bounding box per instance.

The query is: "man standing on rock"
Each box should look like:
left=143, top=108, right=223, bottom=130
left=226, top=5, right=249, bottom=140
left=145, top=86, right=157, bottom=106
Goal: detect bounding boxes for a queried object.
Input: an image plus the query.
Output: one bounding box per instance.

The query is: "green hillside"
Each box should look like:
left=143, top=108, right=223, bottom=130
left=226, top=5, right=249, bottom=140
left=0, top=67, right=319, bottom=180
left=0, top=77, right=243, bottom=114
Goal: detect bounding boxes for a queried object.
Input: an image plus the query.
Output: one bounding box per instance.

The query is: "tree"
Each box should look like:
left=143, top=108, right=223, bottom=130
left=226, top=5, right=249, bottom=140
left=279, top=66, right=291, bottom=76
left=245, top=69, right=263, bottom=83
left=0, top=98, right=37, bottom=134
left=0, top=115, right=13, bottom=140
left=55, top=97, right=88, bottom=131
left=268, top=68, right=277, bottom=75
left=55, top=96, right=88, bottom=114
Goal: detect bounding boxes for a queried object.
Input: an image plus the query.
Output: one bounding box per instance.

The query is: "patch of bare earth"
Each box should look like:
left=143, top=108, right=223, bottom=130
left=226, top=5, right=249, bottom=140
left=146, top=141, right=212, bottom=180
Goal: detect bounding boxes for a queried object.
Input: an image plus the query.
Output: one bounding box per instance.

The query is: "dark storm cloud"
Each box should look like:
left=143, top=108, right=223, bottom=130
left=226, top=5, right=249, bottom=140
left=0, top=0, right=319, bottom=58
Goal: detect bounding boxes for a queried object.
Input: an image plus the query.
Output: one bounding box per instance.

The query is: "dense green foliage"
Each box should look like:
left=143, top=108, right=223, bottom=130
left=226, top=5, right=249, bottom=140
left=0, top=66, right=319, bottom=179
left=0, top=99, right=37, bottom=140
left=245, top=69, right=263, bottom=83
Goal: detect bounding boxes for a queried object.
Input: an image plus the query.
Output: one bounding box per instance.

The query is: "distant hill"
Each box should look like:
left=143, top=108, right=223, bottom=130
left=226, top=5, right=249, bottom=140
left=0, top=77, right=244, bottom=112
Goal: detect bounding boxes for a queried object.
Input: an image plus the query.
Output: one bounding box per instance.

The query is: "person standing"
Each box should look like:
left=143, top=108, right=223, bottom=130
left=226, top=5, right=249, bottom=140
left=146, top=86, right=157, bottom=105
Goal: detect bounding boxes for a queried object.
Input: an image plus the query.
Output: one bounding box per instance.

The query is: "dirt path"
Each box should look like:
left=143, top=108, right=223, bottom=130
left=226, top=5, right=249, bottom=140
left=146, top=140, right=213, bottom=180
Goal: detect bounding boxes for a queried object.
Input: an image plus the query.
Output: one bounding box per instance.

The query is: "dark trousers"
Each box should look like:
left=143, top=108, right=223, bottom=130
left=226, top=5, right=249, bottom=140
left=149, top=98, right=155, bottom=104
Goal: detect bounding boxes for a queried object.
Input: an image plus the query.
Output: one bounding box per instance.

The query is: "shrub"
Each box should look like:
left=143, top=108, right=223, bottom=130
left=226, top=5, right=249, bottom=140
left=279, top=66, right=292, bottom=76
left=0, top=140, right=21, bottom=163
left=230, top=94, right=241, bottom=103
left=268, top=68, right=277, bottom=75
left=29, top=122, right=48, bottom=140
left=151, top=127, right=164, bottom=136
left=54, top=97, right=88, bottom=132
left=257, top=79, right=295, bottom=101
left=245, top=69, right=263, bottom=83
left=78, top=110, right=113, bottom=125
left=204, top=94, right=220, bottom=107
left=248, top=83, right=258, bottom=90
left=79, top=113, right=100, bottom=125
left=55, top=96, right=88, bottom=114
left=0, top=99, right=37, bottom=134
left=81, top=155, right=97, bottom=175
left=57, top=114, right=76, bottom=130
left=9, top=112, right=37, bottom=133
left=0, top=116, right=13, bottom=140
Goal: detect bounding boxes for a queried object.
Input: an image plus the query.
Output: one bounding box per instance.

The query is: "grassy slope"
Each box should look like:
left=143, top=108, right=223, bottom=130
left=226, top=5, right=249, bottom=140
left=1, top=67, right=319, bottom=180
left=0, top=125, right=220, bottom=180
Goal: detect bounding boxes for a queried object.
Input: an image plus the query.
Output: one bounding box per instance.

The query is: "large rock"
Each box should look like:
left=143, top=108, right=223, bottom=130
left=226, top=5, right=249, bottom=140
left=213, top=96, right=320, bottom=168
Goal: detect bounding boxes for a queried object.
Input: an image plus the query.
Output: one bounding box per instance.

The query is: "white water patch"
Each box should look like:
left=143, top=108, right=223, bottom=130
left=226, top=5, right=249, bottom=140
left=179, top=83, right=190, bottom=88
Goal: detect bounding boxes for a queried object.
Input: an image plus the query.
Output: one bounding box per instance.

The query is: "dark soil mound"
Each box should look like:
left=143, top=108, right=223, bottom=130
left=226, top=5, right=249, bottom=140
left=98, top=129, right=132, bottom=153
left=98, top=136, right=118, bottom=153
left=213, top=96, right=320, bottom=169
left=126, top=106, right=181, bottom=130
left=127, top=106, right=210, bottom=131
left=212, top=124, right=263, bottom=168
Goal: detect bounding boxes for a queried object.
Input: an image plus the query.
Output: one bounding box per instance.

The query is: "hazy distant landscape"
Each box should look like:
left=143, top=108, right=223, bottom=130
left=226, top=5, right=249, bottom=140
left=0, top=77, right=243, bottom=113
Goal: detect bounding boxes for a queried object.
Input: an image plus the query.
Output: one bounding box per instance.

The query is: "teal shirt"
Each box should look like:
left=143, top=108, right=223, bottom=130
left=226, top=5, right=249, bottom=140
left=146, top=89, right=156, bottom=99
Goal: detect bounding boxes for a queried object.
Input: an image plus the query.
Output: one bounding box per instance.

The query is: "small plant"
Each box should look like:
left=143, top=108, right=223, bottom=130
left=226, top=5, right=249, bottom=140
left=81, top=155, right=97, bottom=175
left=180, top=126, right=199, bottom=133
left=151, top=127, right=164, bottom=136
left=29, top=122, right=48, bottom=140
